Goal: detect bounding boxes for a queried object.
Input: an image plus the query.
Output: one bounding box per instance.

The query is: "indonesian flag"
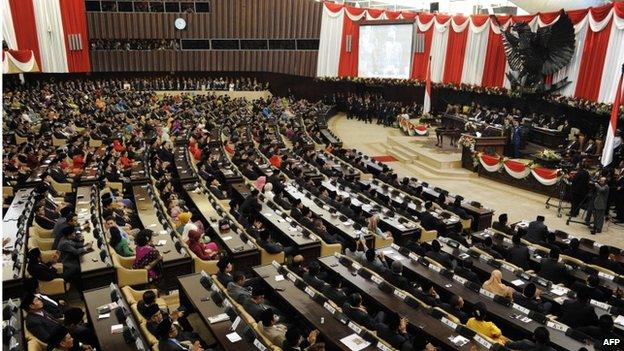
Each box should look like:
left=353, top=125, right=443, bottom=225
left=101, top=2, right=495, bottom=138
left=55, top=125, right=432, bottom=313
left=423, top=56, right=432, bottom=115
left=601, top=69, right=623, bottom=167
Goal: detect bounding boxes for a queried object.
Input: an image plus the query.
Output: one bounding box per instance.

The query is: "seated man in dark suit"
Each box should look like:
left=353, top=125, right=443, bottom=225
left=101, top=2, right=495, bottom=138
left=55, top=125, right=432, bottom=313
left=593, top=246, right=624, bottom=275
left=577, top=315, right=620, bottom=350
left=138, top=290, right=193, bottom=332
left=492, top=213, right=513, bottom=235
left=154, top=318, right=204, bottom=351
left=417, top=202, right=443, bottom=232
left=257, top=229, right=295, bottom=256
left=441, top=295, right=469, bottom=324
left=537, top=248, right=567, bottom=284
left=242, top=287, right=282, bottom=322
left=559, top=287, right=598, bottom=329
left=302, top=262, right=327, bottom=291
left=515, top=283, right=552, bottom=314
left=450, top=196, right=470, bottom=220
left=382, top=260, right=412, bottom=291
left=322, top=275, right=347, bottom=306
left=282, top=326, right=319, bottom=351
left=22, top=278, right=65, bottom=319
left=563, top=238, right=592, bottom=263
left=216, top=256, right=234, bottom=286
left=378, top=312, right=432, bottom=351
left=572, top=274, right=610, bottom=303
left=525, top=215, right=549, bottom=244
left=342, top=293, right=385, bottom=331
left=506, top=326, right=555, bottom=351
left=425, top=240, right=453, bottom=269
left=454, top=259, right=481, bottom=284
left=476, top=236, right=503, bottom=259
left=22, top=293, right=62, bottom=343
left=506, top=234, right=530, bottom=270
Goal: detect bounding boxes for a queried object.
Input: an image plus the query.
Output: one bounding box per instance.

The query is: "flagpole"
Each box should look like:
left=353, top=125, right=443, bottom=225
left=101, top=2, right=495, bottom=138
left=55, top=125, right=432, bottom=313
left=600, top=63, right=624, bottom=167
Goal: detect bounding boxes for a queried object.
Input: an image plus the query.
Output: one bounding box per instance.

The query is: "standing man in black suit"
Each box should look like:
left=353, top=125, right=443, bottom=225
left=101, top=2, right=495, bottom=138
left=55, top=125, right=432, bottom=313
left=569, top=162, right=590, bottom=217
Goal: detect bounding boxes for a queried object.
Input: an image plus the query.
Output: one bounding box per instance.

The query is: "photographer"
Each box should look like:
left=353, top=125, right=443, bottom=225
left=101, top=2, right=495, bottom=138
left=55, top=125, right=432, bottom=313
left=585, top=177, right=610, bottom=234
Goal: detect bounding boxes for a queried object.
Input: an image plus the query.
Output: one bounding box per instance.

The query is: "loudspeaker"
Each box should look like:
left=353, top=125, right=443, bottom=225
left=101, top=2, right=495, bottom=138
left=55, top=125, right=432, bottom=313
left=430, top=2, right=439, bottom=12
left=346, top=35, right=352, bottom=53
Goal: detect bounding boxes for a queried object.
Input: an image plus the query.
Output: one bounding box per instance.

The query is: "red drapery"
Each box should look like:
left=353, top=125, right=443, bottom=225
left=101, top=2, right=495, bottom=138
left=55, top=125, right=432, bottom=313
left=411, top=14, right=435, bottom=80
left=574, top=18, right=612, bottom=100
left=337, top=10, right=364, bottom=77
left=481, top=27, right=507, bottom=87
left=443, top=17, right=468, bottom=84
left=59, top=0, right=91, bottom=72
left=9, top=0, right=41, bottom=69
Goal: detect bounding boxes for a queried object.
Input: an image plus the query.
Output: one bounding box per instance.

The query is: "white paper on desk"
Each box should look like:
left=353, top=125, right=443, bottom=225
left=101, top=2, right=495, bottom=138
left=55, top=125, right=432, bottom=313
left=98, top=313, right=110, bottom=320
left=264, top=213, right=273, bottom=217
left=208, top=313, right=230, bottom=324
left=222, top=236, right=232, bottom=241
left=288, top=227, right=298, bottom=232
left=397, top=224, right=406, bottom=230
left=521, top=317, right=532, bottom=323
left=157, top=240, right=167, bottom=246
left=149, top=223, right=157, bottom=228
left=382, top=250, right=393, bottom=255
left=226, top=332, right=242, bottom=343
left=275, top=275, right=285, bottom=281
left=449, top=335, right=469, bottom=347
left=111, top=324, right=124, bottom=334
left=550, top=286, right=567, bottom=296
left=615, top=315, right=624, bottom=326
left=340, top=334, right=370, bottom=351
left=511, top=279, right=525, bottom=287
left=554, top=296, right=567, bottom=305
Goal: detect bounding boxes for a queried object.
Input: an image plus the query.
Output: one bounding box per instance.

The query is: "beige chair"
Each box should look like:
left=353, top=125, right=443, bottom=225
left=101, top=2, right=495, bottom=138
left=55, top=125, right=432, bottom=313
left=50, top=178, right=72, bottom=194
left=15, top=134, right=28, bottom=145
left=27, top=338, right=46, bottom=351
left=52, top=135, right=66, bottom=147
left=560, top=254, right=585, bottom=268
left=373, top=234, right=394, bottom=248
left=28, top=234, right=54, bottom=251
left=110, top=251, right=149, bottom=287
left=320, top=241, right=342, bottom=256
left=89, top=137, right=102, bottom=148
left=419, top=227, right=438, bottom=243
left=33, top=222, right=53, bottom=238
left=188, top=249, right=219, bottom=275
left=121, top=286, right=168, bottom=308
left=588, top=264, right=618, bottom=277
left=3, top=186, right=13, bottom=199
left=460, top=218, right=472, bottom=232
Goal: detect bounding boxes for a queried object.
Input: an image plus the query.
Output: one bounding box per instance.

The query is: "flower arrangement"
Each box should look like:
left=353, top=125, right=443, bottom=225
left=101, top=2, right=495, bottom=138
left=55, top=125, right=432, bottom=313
left=458, top=134, right=476, bottom=151
left=536, top=149, right=562, bottom=161
left=315, top=76, right=620, bottom=115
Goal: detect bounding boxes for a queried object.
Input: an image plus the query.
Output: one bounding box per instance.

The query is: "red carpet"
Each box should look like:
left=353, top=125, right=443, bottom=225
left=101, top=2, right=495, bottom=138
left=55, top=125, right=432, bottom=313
left=372, top=155, right=397, bottom=163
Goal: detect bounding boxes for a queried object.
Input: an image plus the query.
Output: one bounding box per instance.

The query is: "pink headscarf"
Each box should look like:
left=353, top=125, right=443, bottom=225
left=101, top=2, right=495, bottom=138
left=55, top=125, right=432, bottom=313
left=254, top=176, right=267, bottom=191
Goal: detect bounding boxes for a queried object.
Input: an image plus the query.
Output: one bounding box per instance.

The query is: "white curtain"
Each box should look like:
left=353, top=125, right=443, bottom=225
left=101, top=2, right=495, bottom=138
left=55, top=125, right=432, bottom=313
left=2, top=0, right=17, bottom=49
left=32, top=0, right=68, bottom=72
left=430, top=19, right=450, bottom=83
left=461, top=19, right=490, bottom=85
left=597, top=18, right=624, bottom=103
left=552, top=16, right=589, bottom=97
left=316, top=6, right=344, bottom=77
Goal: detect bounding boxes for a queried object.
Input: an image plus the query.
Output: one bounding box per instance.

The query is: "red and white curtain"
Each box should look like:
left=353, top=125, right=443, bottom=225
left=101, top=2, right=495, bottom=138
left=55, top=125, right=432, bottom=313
left=477, top=154, right=562, bottom=186
left=317, top=2, right=624, bottom=103
left=3, top=50, right=39, bottom=73
left=2, top=0, right=90, bottom=73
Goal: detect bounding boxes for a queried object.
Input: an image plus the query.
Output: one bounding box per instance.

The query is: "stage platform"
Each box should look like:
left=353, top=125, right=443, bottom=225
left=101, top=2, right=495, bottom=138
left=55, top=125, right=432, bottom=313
left=386, top=135, right=476, bottom=180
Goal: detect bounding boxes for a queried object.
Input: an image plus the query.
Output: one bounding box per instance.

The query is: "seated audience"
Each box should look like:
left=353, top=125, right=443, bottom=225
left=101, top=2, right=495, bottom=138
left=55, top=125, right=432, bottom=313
left=559, top=287, right=598, bottom=329
left=506, top=327, right=555, bottom=351
left=133, top=229, right=163, bottom=282
left=492, top=213, right=513, bottom=235
left=466, top=303, right=508, bottom=344
left=537, top=248, right=567, bottom=284
left=482, top=270, right=514, bottom=301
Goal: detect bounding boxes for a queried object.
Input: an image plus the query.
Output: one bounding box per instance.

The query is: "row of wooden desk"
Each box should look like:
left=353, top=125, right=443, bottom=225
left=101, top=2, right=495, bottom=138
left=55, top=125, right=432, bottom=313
left=374, top=246, right=592, bottom=351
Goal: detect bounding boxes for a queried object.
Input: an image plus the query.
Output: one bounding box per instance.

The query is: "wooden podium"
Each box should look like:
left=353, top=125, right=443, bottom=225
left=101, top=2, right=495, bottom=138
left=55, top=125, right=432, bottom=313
left=461, top=134, right=506, bottom=170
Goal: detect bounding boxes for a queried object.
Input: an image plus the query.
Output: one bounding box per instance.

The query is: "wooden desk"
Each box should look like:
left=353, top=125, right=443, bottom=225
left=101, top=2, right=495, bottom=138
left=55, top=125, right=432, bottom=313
left=75, top=187, right=116, bottom=289
left=253, top=264, right=378, bottom=351
left=316, top=256, right=484, bottom=351
left=3, top=188, right=34, bottom=297
left=177, top=273, right=258, bottom=351
left=320, top=129, right=342, bottom=148
left=175, top=146, right=197, bottom=184
left=256, top=201, right=321, bottom=261
left=83, top=286, right=147, bottom=351
left=377, top=247, right=591, bottom=351
left=181, top=183, right=259, bottom=271
left=133, top=184, right=193, bottom=290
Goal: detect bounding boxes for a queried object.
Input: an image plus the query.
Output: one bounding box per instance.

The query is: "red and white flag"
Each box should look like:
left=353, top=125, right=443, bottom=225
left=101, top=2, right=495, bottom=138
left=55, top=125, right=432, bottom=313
left=601, top=68, right=623, bottom=167
left=423, top=56, right=432, bottom=115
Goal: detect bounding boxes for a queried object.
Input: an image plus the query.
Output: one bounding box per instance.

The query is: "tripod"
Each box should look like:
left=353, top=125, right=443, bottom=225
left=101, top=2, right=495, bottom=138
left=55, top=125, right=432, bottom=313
left=545, top=177, right=570, bottom=218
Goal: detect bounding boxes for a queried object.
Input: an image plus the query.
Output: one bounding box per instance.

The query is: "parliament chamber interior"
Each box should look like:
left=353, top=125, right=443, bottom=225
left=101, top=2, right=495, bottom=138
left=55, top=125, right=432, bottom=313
left=3, top=0, right=624, bottom=350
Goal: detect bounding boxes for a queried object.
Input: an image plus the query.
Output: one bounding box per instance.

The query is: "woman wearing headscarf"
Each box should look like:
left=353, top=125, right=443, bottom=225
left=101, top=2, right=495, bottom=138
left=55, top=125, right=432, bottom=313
left=466, top=302, right=508, bottom=345
left=186, top=229, right=220, bottom=260
left=132, top=229, right=163, bottom=281
left=109, top=226, right=134, bottom=257
left=482, top=270, right=514, bottom=301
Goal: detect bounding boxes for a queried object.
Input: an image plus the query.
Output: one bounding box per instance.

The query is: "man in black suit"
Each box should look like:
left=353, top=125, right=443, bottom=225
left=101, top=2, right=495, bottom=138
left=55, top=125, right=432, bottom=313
left=425, top=240, right=452, bottom=269
left=442, top=295, right=469, bottom=324
left=216, top=256, right=234, bottom=286
left=418, top=202, right=442, bottom=232
left=559, top=287, right=598, bottom=329
left=342, top=293, right=385, bottom=331
left=525, top=215, right=549, bottom=244
left=239, top=189, right=261, bottom=229
left=593, top=246, right=624, bottom=275
left=322, top=275, right=347, bottom=306
left=454, top=259, right=481, bottom=284
left=302, top=262, right=326, bottom=291
left=516, top=283, right=552, bottom=314
left=506, top=327, right=555, bottom=351
left=22, top=293, right=62, bottom=343
left=282, top=326, right=319, bottom=351
left=563, top=238, right=592, bottom=263
left=492, top=213, right=513, bottom=235
left=23, top=278, right=65, bottom=319
left=383, top=260, right=411, bottom=291
left=378, top=312, right=432, bottom=351
left=577, top=315, right=620, bottom=350
left=242, top=287, right=282, bottom=322
left=476, top=236, right=503, bottom=259
left=572, top=274, right=608, bottom=303
left=155, top=318, right=204, bottom=351
left=537, top=248, right=567, bottom=284
left=506, top=234, right=530, bottom=270
left=569, top=162, right=589, bottom=217
left=267, top=169, right=285, bottom=196
left=450, top=197, right=470, bottom=220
